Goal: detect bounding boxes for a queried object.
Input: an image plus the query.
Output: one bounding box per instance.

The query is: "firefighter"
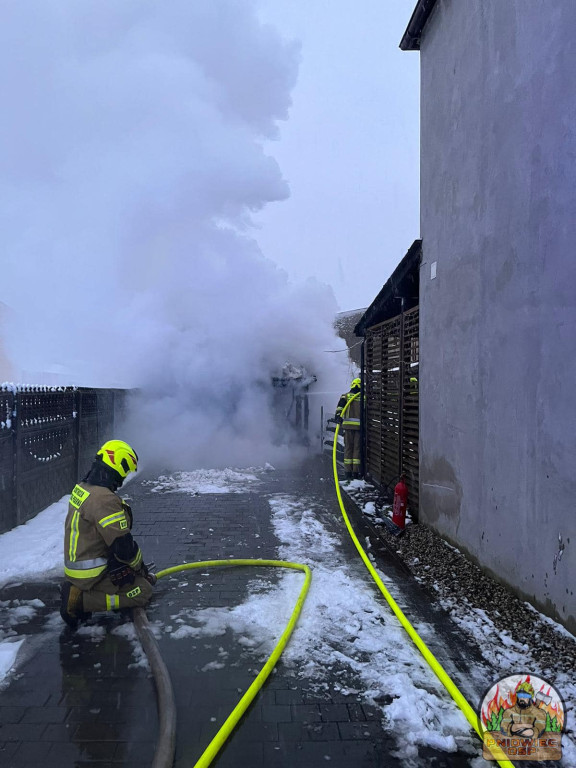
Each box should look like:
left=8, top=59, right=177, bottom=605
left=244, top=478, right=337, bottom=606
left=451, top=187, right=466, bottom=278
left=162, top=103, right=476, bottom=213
left=60, top=439, right=155, bottom=628
left=335, top=377, right=362, bottom=481
left=500, top=682, right=548, bottom=740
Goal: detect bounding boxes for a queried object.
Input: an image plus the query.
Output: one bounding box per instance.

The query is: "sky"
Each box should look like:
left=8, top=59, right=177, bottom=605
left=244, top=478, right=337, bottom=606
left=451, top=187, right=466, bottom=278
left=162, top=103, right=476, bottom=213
left=255, top=0, right=421, bottom=311
left=0, top=0, right=419, bottom=464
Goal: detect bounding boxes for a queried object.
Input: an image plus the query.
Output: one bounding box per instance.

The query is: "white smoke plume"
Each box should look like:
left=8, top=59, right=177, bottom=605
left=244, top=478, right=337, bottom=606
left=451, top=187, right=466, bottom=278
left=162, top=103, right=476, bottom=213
left=0, top=1, right=350, bottom=469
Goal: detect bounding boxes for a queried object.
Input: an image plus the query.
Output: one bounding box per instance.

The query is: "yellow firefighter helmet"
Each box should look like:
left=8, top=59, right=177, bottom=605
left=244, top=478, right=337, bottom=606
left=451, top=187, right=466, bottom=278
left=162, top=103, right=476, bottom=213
left=97, top=440, right=138, bottom=478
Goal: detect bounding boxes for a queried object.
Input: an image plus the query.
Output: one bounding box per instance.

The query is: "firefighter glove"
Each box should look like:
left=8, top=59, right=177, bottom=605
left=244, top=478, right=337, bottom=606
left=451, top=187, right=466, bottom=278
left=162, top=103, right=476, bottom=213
left=140, top=562, right=157, bottom=586
left=109, top=563, right=136, bottom=587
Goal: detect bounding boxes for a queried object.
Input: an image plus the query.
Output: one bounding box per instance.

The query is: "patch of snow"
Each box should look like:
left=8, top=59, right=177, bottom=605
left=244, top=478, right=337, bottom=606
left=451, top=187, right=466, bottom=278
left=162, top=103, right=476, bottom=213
left=111, top=622, right=149, bottom=670
left=0, top=496, right=69, bottom=587
left=0, top=638, right=25, bottom=684
left=143, top=468, right=262, bottom=495
left=0, top=599, right=46, bottom=630
left=346, top=479, right=368, bottom=490
left=75, top=625, right=106, bottom=641
left=363, top=502, right=376, bottom=516
left=201, top=660, right=226, bottom=672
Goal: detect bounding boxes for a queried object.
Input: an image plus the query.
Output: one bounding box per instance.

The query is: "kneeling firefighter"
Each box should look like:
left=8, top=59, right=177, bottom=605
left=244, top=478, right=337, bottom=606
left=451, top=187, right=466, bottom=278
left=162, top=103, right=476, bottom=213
left=335, top=377, right=362, bottom=481
left=60, top=440, right=156, bottom=628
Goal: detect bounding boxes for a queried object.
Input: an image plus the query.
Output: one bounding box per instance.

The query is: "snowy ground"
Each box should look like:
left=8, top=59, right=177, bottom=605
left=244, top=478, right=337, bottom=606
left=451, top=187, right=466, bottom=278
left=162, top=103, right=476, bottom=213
left=143, top=473, right=480, bottom=763
left=141, top=466, right=268, bottom=495
left=2, top=466, right=574, bottom=765
left=344, top=478, right=576, bottom=766
left=269, top=494, right=478, bottom=761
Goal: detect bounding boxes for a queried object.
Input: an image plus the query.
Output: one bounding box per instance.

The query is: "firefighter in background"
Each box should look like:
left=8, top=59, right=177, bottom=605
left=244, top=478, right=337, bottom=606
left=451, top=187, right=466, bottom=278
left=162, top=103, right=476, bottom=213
left=335, top=377, right=362, bottom=481
left=60, top=440, right=156, bottom=628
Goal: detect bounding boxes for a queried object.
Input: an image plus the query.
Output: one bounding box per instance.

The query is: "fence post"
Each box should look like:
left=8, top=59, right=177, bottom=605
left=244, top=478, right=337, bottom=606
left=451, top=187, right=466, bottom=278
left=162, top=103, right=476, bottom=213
left=13, top=391, right=22, bottom=526
left=398, top=299, right=406, bottom=478
left=74, top=388, right=82, bottom=483
left=11, top=392, right=16, bottom=529
left=0, top=390, right=18, bottom=533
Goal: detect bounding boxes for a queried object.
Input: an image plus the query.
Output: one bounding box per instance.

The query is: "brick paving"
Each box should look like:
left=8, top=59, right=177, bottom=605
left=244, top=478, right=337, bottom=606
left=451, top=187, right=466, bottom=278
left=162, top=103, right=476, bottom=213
left=0, top=456, right=484, bottom=767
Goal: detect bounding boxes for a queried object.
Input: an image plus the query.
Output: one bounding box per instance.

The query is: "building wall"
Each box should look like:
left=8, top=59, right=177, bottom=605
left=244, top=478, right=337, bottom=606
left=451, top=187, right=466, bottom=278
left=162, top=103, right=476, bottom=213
left=419, top=0, right=576, bottom=631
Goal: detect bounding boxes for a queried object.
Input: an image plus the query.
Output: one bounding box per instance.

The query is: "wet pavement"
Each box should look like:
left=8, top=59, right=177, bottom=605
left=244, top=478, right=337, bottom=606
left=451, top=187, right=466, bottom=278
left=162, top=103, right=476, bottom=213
left=0, top=456, right=494, bottom=767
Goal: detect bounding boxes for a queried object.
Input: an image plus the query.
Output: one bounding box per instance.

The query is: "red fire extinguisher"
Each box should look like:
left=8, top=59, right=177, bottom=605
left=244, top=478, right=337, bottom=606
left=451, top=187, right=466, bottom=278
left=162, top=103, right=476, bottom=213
left=392, top=475, right=408, bottom=529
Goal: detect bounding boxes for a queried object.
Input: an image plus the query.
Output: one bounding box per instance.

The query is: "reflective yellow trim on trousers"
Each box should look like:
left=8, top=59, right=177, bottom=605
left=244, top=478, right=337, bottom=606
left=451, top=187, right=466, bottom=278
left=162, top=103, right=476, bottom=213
left=106, top=594, right=120, bottom=610
left=99, top=511, right=127, bottom=528
left=65, top=564, right=107, bottom=580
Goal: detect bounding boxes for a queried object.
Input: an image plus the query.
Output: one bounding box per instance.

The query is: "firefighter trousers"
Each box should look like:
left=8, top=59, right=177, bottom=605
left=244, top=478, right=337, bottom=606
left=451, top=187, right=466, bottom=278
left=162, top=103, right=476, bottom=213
left=80, top=574, right=153, bottom=612
left=343, top=429, right=361, bottom=473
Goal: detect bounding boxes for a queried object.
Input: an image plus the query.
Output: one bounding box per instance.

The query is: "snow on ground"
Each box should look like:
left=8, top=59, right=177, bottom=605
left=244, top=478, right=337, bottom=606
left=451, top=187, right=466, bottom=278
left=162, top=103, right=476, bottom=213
left=0, top=496, right=69, bottom=588
left=437, top=590, right=576, bottom=764
left=165, top=493, right=478, bottom=763
left=0, top=637, right=25, bottom=684
left=111, top=621, right=151, bottom=670
left=0, top=598, right=47, bottom=686
left=142, top=467, right=265, bottom=495
left=269, top=495, right=476, bottom=760
left=0, top=499, right=70, bottom=686
left=345, top=481, right=576, bottom=764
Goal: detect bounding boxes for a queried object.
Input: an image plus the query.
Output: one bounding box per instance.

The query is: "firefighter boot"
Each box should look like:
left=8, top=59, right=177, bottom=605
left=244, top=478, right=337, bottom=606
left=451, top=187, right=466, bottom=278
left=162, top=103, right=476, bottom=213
left=60, top=582, right=90, bottom=628
left=343, top=472, right=352, bottom=483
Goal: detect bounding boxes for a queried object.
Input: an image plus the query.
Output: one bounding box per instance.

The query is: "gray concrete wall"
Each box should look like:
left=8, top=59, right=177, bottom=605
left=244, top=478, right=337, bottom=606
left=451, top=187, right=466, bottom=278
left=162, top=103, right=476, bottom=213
left=419, top=0, right=576, bottom=632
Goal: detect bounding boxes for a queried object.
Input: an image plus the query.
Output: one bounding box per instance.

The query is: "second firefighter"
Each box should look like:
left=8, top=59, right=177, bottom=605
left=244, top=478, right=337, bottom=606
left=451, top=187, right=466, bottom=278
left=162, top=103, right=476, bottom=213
left=336, top=377, right=362, bottom=481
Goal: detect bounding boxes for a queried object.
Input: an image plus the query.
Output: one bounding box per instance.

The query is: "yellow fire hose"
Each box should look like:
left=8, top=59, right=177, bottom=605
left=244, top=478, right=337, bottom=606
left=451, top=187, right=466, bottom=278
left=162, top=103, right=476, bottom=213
left=154, top=559, right=311, bottom=768
left=334, top=393, right=513, bottom=766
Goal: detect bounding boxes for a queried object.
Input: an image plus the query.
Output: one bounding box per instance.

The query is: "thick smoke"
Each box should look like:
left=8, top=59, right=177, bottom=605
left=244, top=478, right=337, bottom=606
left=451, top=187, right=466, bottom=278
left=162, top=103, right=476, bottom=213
left=0, top=1, right=349, bottom=469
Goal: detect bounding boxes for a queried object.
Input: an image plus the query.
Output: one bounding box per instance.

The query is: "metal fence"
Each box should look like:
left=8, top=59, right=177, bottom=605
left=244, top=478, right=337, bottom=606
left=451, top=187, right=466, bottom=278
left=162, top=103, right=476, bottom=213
left=0, top=387, right=128, bottom=534
left=364, top=306, right=419, bottom=514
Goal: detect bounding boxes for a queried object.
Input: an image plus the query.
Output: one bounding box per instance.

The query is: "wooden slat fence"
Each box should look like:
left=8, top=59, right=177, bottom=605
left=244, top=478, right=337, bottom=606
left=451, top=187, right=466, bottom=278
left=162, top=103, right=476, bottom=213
left=364, top=307, right=419, bottom=514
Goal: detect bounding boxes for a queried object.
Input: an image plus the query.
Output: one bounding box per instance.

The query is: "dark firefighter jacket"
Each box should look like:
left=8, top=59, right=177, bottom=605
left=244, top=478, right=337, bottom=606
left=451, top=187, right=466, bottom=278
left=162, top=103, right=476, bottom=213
left=336, top=390, right=361, bottom=430
left=64, top=483, right=143, bottom=589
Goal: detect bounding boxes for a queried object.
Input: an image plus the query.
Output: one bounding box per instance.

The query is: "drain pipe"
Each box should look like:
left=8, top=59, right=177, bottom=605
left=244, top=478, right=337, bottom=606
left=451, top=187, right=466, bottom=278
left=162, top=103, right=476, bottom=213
left=133, top=607, right=177, bottom=768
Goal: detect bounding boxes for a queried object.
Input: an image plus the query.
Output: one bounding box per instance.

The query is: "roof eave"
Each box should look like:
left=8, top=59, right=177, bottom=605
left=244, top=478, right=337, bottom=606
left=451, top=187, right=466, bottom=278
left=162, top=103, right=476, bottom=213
left=354, top=240, right=422, bottom=336
left=400, top=0, right=439, bottom=51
